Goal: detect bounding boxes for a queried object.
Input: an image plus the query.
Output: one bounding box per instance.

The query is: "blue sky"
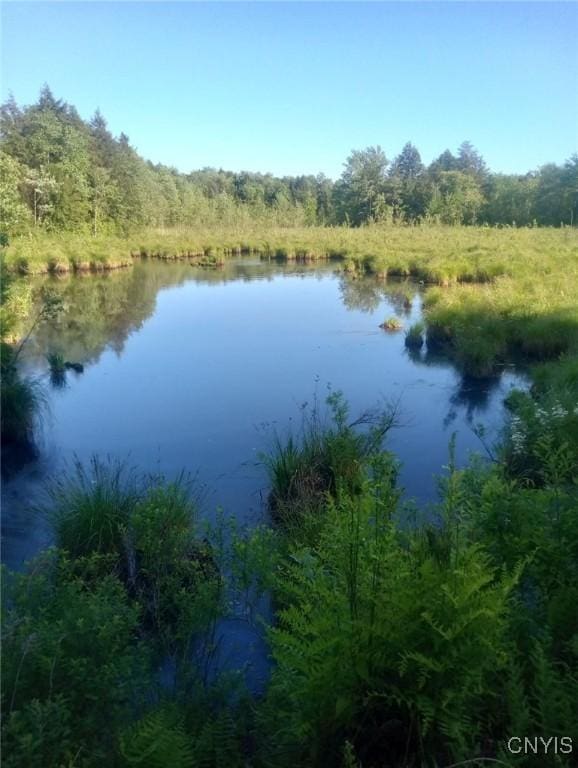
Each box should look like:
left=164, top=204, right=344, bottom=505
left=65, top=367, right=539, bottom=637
left=1, top=2, right=576, bottom=178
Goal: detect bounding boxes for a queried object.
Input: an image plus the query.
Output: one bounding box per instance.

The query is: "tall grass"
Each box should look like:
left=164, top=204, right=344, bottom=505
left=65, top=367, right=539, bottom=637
left=48, top=457, right=139, bottom=557
left=3, top=386, right=578, bottom=766
left=0, top=342, right=44, bottom=447
left=262, top=391, right=399, bottom=538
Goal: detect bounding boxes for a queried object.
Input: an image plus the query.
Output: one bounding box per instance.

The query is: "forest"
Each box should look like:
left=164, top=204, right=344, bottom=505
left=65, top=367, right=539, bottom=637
left=1, top=86, right=578, bottom=768
left=1, top=86, right=577, bottom=233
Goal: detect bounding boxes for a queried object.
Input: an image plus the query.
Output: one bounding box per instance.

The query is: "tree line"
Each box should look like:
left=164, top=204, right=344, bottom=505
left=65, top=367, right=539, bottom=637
left=1, top=85, right=576, bottom=234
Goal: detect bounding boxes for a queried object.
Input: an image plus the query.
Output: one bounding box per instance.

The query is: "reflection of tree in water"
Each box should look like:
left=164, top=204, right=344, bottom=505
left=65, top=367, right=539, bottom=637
left=443, top=374, right=502, bottom=427
left=406, top=344, right=505, bottom=426
left=338, top=275, right=417, bottom=315
left=22, top=260, right=340, bottom=369
left=27, top=266, right=160, bottom=366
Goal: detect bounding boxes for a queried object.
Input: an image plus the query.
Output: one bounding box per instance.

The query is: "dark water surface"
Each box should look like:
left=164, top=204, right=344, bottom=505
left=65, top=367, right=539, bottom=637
left=3, top=258, right=526, bottom=572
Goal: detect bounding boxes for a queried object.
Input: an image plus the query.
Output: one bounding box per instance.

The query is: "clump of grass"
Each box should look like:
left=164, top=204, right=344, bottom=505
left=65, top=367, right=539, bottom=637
left=48, top=457, right=139, bottom=558
left=1, top=342, right=44, bottom=446
left=380, top=316, right=403, bottom=331
left=404, top=321, right=424, bottom=349
left=46, top=351, right=67, bottom=388
left=261, top=391, right=398, bottom=536
left=44, top=459, right=223, bottom=669
left=131, top=482, right=221, bottom=647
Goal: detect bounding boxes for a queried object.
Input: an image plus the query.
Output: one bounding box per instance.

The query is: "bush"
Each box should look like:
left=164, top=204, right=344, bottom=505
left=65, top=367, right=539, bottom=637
left=2, top=551, right=149, bottom=767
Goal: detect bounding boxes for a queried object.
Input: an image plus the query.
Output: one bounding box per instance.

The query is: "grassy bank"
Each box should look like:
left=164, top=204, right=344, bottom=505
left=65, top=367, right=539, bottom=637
left=2, top=226, right=576, bottom=282
left=3, top=225, right=578, bottom=382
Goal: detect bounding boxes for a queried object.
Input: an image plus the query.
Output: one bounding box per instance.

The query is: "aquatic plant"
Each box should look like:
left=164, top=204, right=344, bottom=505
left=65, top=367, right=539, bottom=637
left=49, top=457, right=139, bottom=558
left=130, top=482, right=224, bottom=664
left=0, top=342, right=44, bottom=446
left=404, top=320, right=424, bottom=348
left=379, top=315, right=403, bottom=331
left=262, top=391, right=398, bottom=536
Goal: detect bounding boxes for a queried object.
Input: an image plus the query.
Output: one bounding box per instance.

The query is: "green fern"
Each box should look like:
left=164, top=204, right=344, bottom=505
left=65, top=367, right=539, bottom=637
left=119, top=708, right=194, bottom=768
left=192, top=713, right=242, bottom=768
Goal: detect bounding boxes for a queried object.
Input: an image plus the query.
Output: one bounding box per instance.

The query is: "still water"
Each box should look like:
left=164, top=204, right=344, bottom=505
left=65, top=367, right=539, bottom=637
left=3, top=258, right=526, bottom=572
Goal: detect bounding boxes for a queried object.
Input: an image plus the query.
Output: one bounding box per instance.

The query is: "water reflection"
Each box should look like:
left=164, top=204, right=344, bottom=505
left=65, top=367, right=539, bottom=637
left=338, top=274, right=416, bottom=316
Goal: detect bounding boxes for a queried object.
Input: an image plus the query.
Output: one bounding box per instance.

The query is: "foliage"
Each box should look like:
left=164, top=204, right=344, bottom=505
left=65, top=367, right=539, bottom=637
left=2, top=550, right=149, bottom=767
left=2, top=379, right=578, bottom=766
left=257, top=396, right=578, bottom=766
left=1, top=462, right=269, bottom=767
left=119, top=707, right=194, bottom=768
left=49, top=457, right=139, bottom=557
left=0, top=342, right=44, bottom=445
left=260, top=459, right=519, bottom=767
left=1, top=89, right=576, bottom=232
left=131, top=483, right=225, bottom=669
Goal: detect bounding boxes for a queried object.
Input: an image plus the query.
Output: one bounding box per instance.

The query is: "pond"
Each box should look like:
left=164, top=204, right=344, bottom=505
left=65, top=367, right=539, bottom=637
left=3, top=257, right=526, bottom=575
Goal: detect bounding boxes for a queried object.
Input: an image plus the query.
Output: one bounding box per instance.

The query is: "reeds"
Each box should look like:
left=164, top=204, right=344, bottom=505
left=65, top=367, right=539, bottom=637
left=48, top=457, right=140, bottom=557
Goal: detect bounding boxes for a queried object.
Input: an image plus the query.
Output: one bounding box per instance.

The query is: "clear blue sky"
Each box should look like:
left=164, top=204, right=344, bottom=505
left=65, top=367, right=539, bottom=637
left=1, top=2, right=577, bottom=178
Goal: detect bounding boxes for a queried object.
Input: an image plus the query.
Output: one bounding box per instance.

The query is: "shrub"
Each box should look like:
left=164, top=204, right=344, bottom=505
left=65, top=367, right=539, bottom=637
left=2, top=551, right=149, bottom=767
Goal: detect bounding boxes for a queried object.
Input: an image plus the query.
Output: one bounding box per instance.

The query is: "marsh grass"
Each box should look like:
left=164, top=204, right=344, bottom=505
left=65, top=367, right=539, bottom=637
left=48, top=457, right=140, bottom=558
left=404, top=320, right=424, bottom=349
left=262, top=391, right=399, bottom=537
left=379, top=315, right=403, bottom=331
left=44, top=459, right=224, bottom=664
left=0, top=342, right=45, bottom=446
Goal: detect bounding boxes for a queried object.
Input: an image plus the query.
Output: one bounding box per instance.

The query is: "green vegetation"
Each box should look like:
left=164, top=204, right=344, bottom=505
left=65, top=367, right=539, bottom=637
left=262, top=391, right=398, bottom=538
left=1, top=267, right=64, bottom=450
left=0, top=342, right=43, bottom=445
left=405, top=321, right=425, bottom=349
left=2, top=86, right=578, bottom=767
left=3, top=391, right=577, bottom=766
left=1, top=89, right=576, bottom=234
left=2, top=461, right=267, bottom=767
left=380, top=316, right=403, bottom=331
